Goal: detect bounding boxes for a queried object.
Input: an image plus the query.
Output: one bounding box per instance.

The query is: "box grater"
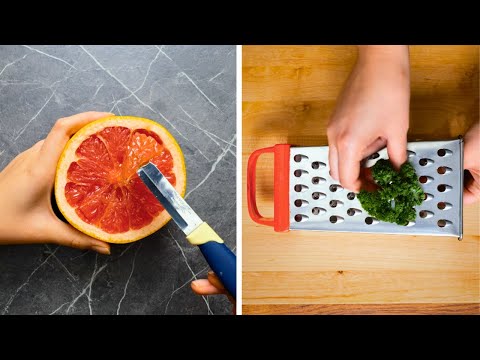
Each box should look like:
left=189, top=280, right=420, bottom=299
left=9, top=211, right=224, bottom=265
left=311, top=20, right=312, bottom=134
left=247, top=139, right=464, bottom=239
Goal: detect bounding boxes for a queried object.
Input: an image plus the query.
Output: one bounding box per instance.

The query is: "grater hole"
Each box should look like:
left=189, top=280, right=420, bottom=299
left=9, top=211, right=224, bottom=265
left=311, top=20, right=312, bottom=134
left=294, top=170, right=303, bottom=177
left=437, top=166, right=450, bottom=175
left=437, top=149, right=451, bottom=157
left=329, top=216, right=338, bottom=223
left=419, top=158, right=433, bottom=166
left=312, top=207, right=324, bottom=215
left=437, top=202, right=452, bottom=210
left=347, top=192, right=355, bottom=200
left=407, top=150, right=416, bottom=157
left=365, top=217, right=374, bottom=225
left=329, top=184, right=340, bottom=192
left=347, top=208, right=361, bottom=216
left=294, top=199, right=303, bottom=207
left=294, top=154, right=307, bottom=163
left=312, top=176, right=325, bottom=185
left=294, top=214, right=308, bottom=222
left=311, top=161, right=324, bottom=169
left=418, top=175, right=433, bottom=184
left=437, top=219, right=447, bottom=228
left=437, top=184, right=446, bottom=192
left=329, top=200, right=338, bottom=208
left=312, top=192, right=325, bottom=200
left=368, top=153, right=380, bottom=160
left=294, top=184, right=309, bottom=192
left=419, top=210, right=433, bottom=219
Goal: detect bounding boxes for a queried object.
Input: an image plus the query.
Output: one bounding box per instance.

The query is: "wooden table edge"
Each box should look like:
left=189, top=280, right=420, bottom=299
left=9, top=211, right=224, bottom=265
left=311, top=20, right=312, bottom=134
left=242, top=303, right=480, bottom=315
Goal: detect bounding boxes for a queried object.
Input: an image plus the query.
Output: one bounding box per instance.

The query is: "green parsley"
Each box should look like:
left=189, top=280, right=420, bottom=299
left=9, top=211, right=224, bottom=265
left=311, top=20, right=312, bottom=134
left=357, top=159, right=424, bottom=225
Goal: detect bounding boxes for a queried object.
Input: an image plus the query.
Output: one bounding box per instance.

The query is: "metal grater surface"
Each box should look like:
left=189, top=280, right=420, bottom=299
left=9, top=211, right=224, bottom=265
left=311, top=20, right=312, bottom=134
left=289, top=139, right=464, bottom=239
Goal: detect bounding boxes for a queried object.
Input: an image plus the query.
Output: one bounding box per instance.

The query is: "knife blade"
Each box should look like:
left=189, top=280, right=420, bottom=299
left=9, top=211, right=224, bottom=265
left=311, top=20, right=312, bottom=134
left=137, top=162, right=203, bottom=235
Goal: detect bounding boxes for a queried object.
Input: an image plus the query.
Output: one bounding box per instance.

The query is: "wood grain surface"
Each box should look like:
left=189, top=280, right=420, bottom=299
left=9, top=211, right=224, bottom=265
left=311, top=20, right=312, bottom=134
left=243, top=303, right=480, bottom=315
left=242, top=45, right=480, bottom=315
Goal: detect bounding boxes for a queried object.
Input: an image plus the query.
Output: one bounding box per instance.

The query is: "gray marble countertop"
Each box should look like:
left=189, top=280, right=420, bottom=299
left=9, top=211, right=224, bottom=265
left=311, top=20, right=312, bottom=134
left=0, top=45, right=236, bottom=315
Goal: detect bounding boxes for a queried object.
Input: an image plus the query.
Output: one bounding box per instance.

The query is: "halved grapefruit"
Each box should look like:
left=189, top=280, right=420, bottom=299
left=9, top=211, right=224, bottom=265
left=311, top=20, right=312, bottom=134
left=54, top=116, right=186, bottom=243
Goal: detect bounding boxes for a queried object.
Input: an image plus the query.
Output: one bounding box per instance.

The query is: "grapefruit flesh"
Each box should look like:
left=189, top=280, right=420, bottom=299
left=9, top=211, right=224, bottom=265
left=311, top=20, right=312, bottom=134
left=55, top=116, right=186, bottom=243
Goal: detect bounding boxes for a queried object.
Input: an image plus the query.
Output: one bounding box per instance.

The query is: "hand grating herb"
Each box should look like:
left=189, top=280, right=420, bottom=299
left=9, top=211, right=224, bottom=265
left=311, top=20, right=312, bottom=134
left=357, top=159, right=424, bottom=225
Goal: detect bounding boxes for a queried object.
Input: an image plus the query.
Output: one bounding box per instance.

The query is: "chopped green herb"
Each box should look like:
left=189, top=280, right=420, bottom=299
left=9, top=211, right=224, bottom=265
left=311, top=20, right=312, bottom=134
left=357, top=159, right=424, bottom=225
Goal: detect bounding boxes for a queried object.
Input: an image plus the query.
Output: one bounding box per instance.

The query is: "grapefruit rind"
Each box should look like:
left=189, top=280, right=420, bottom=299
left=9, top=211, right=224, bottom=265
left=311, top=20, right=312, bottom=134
left=54, top=116, right=186, bottom=244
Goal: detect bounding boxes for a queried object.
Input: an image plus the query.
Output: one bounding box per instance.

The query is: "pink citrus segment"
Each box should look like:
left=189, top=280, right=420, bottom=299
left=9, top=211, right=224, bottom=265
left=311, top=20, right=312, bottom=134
left=98, top=126, right=131, bottom=165
left=126, top=177, right=164, bottom=229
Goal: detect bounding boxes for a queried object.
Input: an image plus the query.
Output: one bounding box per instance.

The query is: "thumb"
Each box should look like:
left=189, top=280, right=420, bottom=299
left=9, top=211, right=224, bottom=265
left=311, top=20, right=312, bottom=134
left=387, top=133, right=408, bottom=170
left=41, top=111, right=114, bottom=170
left=463, top=170, right=480, bottom=205
left=51, top=220, right=111, bottom=255
left=191, top=279, right=223, bottom=295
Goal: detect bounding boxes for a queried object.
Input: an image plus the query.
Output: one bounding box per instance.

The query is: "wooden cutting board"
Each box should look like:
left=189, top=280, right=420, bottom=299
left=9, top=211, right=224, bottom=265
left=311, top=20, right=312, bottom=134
left=242, top=45, right=479, bottom=314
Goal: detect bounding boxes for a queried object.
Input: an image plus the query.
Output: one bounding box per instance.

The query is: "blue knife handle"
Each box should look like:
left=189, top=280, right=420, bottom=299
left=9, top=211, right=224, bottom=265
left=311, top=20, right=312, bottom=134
left=198, top=242, right=236, bottom=299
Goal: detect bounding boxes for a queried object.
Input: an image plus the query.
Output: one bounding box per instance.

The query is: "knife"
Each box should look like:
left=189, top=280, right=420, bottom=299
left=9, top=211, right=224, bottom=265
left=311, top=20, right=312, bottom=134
left=137, top=162, right=236, bottom=299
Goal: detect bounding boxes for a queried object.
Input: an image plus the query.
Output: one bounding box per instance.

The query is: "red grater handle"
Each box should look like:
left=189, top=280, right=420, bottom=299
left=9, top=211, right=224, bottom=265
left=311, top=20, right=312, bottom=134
left=247, top=144, right=290, bottom=232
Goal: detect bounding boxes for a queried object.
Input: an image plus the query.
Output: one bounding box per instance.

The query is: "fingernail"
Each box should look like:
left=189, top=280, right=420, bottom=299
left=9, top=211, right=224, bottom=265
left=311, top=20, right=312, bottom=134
left=208, top=271, right=214, bottom=276
left=92, top=245, right=110, bottom=255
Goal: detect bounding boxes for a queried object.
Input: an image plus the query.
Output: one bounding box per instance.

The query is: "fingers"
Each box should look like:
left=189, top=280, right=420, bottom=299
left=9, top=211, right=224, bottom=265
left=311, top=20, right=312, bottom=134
left=328, top=143, right=339, bottom=181
left=363, top=137, right=386, bottom=158
left=41, top=111, right=114, bottom=168
left=191, top=272, right=227, bottom=295
left=464, top=188, right=479, bottom=205
left=386, top=132, right=407, bottom=170
left=50, top=220, right=111, bottom=255
left=328, top=132, right=386, bottom=192
left=464, top=170, right=480, bottom=205
left=337, top=138, right=362, bottom=192
left=191, top=279, right=223, bottom=295
left=191, top=273, right=235, bottom=307
left=327, top=125, right=339, bottom=180
left=462, top=123, right=480, bottom=205
left=207, top=271, right=226, bottom=291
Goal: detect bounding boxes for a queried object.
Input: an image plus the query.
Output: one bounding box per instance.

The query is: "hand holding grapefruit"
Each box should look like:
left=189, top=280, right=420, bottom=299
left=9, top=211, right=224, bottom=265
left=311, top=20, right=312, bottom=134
left=0, top=112, right=115, bottom=254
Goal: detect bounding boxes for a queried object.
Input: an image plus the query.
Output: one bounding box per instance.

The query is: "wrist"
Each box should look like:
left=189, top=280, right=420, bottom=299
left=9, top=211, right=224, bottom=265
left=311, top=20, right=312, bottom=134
left=357, top=45, right=410, bottom=69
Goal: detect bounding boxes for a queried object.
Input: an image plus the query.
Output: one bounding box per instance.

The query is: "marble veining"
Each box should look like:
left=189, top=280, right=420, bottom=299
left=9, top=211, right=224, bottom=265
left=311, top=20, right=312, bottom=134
left=0, top=45, right=236, bottom=315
